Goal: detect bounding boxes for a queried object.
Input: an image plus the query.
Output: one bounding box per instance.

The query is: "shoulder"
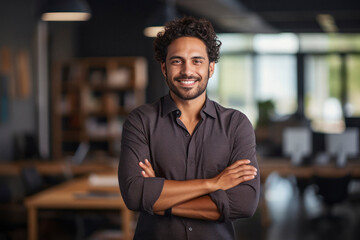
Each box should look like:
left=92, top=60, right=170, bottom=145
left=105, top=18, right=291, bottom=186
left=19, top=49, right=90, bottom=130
left=211, top=101, right=255, bottom=145
left=127, top=100, right=160, bottom=121
left=212, top=101, right=252, bottom=128
left=123, top=101, right=160, bottom=133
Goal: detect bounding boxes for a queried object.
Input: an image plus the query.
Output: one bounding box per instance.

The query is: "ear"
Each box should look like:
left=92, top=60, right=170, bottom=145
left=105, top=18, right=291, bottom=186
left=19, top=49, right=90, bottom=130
left=209, top=62, right=215, bottom=78
left=161, top=62, right=167, bottom=78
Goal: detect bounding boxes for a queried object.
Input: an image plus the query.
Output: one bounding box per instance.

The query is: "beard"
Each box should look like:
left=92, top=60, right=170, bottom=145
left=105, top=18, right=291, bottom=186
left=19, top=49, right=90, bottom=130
left=165, top=69, right=210, bottom=101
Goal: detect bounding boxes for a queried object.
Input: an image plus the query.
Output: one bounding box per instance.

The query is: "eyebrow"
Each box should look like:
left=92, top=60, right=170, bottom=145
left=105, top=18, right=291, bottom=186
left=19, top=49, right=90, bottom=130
left=169, top=56, right=206, bottom=60
left=192, top=56, right=206, bottom=60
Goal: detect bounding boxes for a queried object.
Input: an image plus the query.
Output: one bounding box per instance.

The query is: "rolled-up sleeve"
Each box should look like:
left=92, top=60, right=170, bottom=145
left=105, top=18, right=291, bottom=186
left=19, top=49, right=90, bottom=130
left=209, top=113, right=260, bottom=222
left=118, top=110, right=164, bottom=214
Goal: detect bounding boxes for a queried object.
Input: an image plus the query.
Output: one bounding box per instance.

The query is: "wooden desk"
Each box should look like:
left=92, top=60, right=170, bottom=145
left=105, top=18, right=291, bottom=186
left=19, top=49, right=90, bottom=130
left=258, top=157, right=360, bottom=183
left=25, top=174, right=133, bottom=240
left=0, top=160, right=116, bottom=176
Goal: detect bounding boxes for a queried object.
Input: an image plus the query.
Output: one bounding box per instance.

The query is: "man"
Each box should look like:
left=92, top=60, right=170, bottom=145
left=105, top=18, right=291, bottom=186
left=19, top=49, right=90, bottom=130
left=118, top=16, right=259, bottom=240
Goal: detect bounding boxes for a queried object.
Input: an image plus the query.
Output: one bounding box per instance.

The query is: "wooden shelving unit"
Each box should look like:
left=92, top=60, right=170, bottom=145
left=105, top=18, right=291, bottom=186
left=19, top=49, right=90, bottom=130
left=51, top=57, right=147, bottom=160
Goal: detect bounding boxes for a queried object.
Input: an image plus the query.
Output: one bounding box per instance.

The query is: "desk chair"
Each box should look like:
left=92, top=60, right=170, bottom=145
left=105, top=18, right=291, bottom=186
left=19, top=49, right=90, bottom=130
left=0, top=175, right=28, bottom=239
left=312, top=174, right=351, bottom=232
left=21, top=166, right=44, bottom=196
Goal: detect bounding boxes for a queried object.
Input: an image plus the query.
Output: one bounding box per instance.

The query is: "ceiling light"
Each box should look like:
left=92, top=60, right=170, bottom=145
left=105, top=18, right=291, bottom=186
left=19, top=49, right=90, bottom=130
left=144, top=26, right=165, bottom=38
left=144, top=0, right=177, bottom=37
left=317, top=14, right=338, bottom=33
left=40, top=0, right=91, bottom=21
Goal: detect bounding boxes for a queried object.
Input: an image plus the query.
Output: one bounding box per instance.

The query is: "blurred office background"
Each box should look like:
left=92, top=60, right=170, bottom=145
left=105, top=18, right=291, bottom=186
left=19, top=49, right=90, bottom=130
left=1, top=0, right=360, bottom=239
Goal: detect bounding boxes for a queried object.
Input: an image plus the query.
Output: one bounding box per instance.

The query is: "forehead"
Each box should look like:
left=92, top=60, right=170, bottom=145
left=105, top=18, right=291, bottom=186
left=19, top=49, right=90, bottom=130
left=167, top=37, right=207, bottom=58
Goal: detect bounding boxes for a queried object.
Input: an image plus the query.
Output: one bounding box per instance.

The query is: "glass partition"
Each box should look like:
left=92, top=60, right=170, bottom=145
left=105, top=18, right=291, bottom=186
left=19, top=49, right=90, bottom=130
left=346, top=55, right=360, bottom=116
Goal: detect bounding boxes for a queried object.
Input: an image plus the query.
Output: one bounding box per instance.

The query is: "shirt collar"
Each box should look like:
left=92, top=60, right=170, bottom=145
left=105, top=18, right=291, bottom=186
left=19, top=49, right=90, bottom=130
left=161, top=93, right=217, bottom=119
left=162, top=94, right=178, bottom=117
left=202, top=96, right=217, bottom=119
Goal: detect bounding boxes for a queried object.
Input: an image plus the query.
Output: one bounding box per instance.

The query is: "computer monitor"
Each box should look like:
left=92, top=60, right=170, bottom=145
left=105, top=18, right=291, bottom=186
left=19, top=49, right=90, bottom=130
left=72, top=142, right=90, bottom=164
left=283, top=127, right=312, bottom=166
left=325, top=128, right=359, bottom=167
left=345, top=117, right=360, bottom=153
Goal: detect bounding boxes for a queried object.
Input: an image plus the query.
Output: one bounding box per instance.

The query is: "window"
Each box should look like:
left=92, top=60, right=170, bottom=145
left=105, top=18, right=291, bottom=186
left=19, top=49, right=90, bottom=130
left=211, top=55, right=255, bottom=122
left=254, top=55, right=297, bottom=117
left=305, top=55, right=344, bottom=133
left=210, top=33, right=360, bottom=130
left=346, top=55, right=360, bottom=116
left=209, top=54, right=297, bottom=126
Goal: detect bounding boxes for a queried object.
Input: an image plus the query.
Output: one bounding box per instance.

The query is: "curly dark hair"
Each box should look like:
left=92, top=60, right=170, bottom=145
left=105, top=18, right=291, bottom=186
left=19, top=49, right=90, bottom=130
left=154, top=16, right=221, bottom=63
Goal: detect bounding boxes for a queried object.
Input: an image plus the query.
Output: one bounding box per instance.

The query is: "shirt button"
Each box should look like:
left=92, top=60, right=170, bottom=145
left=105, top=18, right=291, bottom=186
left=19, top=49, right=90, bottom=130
left=188, top=227, right=192, bottom=231
left=186, top=133, right=190, bottom=137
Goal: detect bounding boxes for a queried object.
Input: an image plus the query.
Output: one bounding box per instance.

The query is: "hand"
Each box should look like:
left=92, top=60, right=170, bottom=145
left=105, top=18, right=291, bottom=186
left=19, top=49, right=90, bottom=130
left=139, top=159, right=156, bottom=177
left=211, top=159, right=257, bottom=191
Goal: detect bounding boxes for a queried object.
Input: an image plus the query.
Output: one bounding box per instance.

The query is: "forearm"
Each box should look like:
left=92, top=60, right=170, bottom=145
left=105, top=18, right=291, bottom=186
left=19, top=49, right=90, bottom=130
left=153, top=179, right=215, bottom=212
left=154, top=195, right=220, bottom=220
left=172, top=195, right=220, bottom=220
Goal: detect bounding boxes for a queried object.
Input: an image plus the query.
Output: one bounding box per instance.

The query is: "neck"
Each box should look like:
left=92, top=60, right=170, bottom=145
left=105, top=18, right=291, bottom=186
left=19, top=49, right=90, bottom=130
left=170, top=91, right=206, bottom=121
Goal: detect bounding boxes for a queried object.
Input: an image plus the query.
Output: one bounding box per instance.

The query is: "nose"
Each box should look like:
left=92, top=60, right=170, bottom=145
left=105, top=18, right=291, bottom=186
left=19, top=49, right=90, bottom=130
left=180, top=61, right=194, bottom=76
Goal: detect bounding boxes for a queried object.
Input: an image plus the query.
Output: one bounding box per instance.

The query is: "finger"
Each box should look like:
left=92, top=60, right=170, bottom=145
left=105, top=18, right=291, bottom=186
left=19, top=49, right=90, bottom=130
left=139, top=161, right=147, bottom=170
left=227, top=159, right=250, bottom=170
left=139, top=162, right=151, bottom=173
left=145, top=159, right=152, bottom=167
left=239, top=175, right=256, bottom=182
left=141, top=170, right=149, bottom=178
left=232, top=164, right=257, bottom=173
left=235, top=166, right=257, bottom=175
left=235, top=171, right=257, bottom=183
left=142, top=165, right=154, bottom=176
left=227, top=165, right=257, bottom=175
left=233, top=174, right=256, bottom=184
left=236, top=170, right=257, bottom=177
left=237, top=159, right=251, bottom=164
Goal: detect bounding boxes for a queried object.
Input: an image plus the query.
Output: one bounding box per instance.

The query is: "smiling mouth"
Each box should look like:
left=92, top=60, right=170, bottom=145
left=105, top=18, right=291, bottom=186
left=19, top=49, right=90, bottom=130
left=179, top=80, right=196, bottom=86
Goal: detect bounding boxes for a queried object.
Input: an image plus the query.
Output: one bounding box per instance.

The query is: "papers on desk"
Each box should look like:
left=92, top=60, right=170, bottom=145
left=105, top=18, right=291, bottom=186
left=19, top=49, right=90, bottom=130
left=88, top=174, right=118, bottom=187
left=73, top=174, right=120, bottom=199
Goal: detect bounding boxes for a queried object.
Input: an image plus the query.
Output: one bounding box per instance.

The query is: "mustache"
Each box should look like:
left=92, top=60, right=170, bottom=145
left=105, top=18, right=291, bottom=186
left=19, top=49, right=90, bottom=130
left=174, top=74, right=201, bottom=81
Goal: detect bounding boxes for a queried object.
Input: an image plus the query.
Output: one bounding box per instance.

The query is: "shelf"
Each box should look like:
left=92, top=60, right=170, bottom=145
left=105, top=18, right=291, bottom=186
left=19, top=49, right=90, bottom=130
left=62, top=82, right=82, bottom=91
left=90, top=84, right=133, bottom=92
left=52, top=57, right=147, bottom=159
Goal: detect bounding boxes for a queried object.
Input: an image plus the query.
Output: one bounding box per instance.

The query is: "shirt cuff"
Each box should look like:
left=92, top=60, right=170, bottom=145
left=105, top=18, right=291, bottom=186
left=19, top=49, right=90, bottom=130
left=142, top=177, right=164, bottom=215
left=209, top=189, right=230, bottom=222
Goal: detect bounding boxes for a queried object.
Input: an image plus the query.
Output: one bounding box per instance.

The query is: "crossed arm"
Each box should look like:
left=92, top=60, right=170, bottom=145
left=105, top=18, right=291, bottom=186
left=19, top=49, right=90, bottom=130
left=139, top=158, right=257, bottom=220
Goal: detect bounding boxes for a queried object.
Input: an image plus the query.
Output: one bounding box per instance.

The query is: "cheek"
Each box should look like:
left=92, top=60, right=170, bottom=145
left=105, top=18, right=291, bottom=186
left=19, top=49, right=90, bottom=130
left=200, top=68, right=210, bottom=78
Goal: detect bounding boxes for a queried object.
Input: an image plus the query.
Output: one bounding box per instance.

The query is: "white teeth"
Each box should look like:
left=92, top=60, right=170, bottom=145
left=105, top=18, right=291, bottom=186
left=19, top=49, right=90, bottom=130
left=180, top=80, right=195, bottom=85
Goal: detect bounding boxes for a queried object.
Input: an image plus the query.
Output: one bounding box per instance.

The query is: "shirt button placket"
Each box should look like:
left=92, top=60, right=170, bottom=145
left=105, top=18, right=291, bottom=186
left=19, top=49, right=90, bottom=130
left=186, top=224, right=193, bottom=240
left=186, top=134, right=195, bottom=179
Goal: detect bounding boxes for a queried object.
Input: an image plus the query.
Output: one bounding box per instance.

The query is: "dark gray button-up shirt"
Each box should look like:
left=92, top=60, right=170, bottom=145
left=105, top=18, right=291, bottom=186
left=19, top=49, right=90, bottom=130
left=118, top=94, right=260, bottom=240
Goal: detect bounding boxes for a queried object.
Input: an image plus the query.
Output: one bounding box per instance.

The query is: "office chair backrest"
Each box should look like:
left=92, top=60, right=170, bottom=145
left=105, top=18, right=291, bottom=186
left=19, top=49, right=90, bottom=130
left=314, top=174, right=351, bottom=206
left=20, top=166, right=43, bottom=196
